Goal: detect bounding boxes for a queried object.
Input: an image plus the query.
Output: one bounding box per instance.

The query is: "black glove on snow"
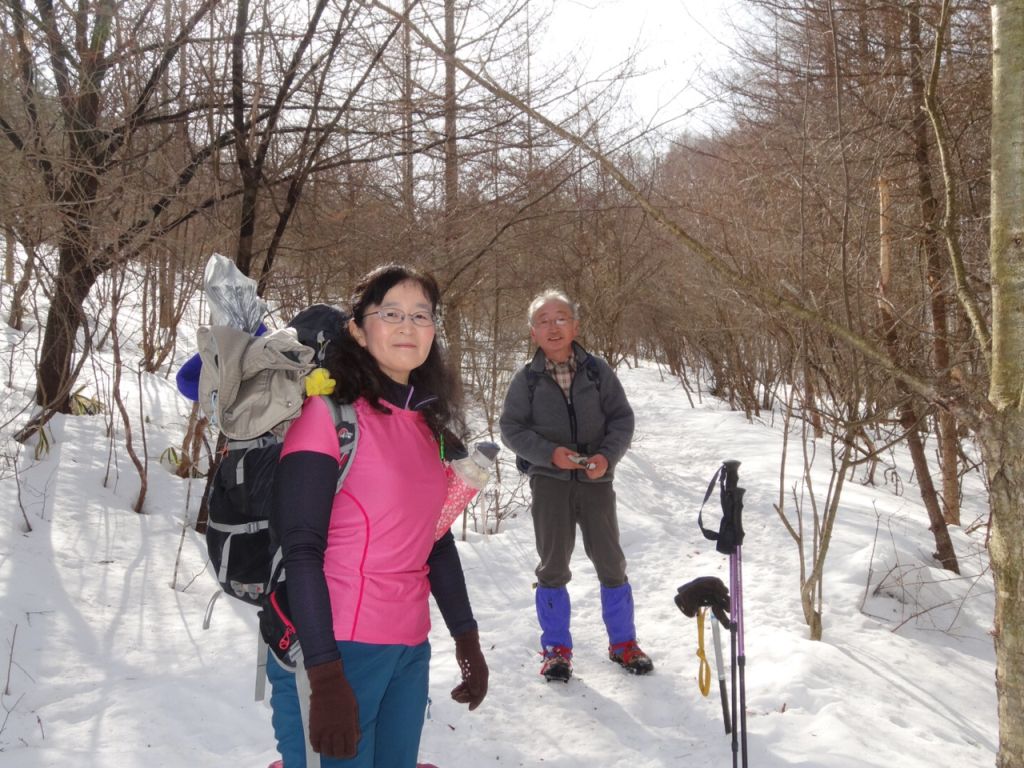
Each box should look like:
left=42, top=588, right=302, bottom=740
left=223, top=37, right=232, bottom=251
left=675, top=576, right=731, bottom=625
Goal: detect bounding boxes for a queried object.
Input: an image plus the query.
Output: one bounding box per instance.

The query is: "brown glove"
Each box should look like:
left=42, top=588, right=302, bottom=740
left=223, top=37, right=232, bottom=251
left=450, top=629, right=488, bottom=710
left=306, top=659, right=360, bottom=758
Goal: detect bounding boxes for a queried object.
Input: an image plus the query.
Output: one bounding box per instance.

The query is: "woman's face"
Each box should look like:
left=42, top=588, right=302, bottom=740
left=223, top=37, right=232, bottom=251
left=349, top=280, right=436, bottom=385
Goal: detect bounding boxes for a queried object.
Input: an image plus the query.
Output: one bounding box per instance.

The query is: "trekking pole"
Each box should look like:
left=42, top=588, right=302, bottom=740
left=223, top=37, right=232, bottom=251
left=729, top=545, right=748, bottom=766
left=697, top=460, right=747, bottom=767
left=738, top=550, right=748, bottom=766
left=710, top=614, right=731, bottom=734
left=721, top=461, right=748, bottom=768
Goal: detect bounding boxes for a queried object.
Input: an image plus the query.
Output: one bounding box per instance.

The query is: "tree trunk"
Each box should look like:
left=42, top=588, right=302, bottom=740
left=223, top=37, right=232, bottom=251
left=908, top=2, right=960, bottom=526
left=938, top=411, right=961, bottom=525
left=988, top=4, right=1024, bottom=765
left=898, top=403, right=959, bottom=573
left=110, top=272, right=147, bottom=514
left=978, top=412, right=1024, bottom=768
left=442, top=0, right=462, bottom=379
left=6, top=241, right=36, bottom=332
left=402, top=0, right=415, bottom=251
left=443, top=0, right=457, bottom=222
left=879, top=175, right=959, bottom=573
left=3, top=228, right=13, bottom=285
left=231, top=0, right=258, bottom=279
left=34, top=241, right=100, bottom=412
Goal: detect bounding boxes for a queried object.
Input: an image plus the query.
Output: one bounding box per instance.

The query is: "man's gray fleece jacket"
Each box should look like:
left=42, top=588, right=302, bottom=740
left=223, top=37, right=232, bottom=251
left=499, top=342, right=634, bottom=483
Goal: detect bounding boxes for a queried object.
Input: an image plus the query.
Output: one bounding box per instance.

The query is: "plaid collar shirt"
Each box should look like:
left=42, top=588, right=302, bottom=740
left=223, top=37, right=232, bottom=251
left=545, top=355, right=577, bottom=399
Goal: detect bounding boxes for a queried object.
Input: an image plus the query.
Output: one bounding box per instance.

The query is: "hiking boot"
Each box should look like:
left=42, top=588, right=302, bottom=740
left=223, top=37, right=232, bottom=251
left=540, top=645, right=573, bottom=683
left=609, top=640, right=654, bottom=675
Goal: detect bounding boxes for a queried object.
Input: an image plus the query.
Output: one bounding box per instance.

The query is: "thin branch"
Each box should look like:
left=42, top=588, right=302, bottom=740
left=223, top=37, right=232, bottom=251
left=4, top=624, right=16, bottom=696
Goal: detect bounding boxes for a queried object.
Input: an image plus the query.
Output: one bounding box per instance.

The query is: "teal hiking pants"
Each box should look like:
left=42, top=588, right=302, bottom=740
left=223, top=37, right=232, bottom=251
left=267, top=640, right=430, bottom=768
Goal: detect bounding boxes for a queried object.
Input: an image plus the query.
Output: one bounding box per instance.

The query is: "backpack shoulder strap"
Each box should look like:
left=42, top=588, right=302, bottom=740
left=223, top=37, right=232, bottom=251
left=525, top=365, right=541, bottom=404
left=582, top=356, right=601, bottom=390
left=318, top=396, right=359, bottom=493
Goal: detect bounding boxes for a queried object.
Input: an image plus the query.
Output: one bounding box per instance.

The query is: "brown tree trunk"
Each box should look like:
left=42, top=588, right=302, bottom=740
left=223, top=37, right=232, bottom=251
left=175, top=402, right=209, bottom=480
left=442, top=0, right=463, bottom=379
left=230, top=0, right=257, bottom=278
left=938, top=411, right=961, bottom=525
left=401, top=0, right=415, bottom=257
left=878, top=176, right=958, bottom=573
left=6, top=240, right=36, bottom=332
left=110, top=272, right=147, bottom=514
left=897, top=403, right=958, bottom=573
left=34, top=241, right=100, bottom=412
left=908, top=2, right=961, bottom=526
left=3, top=228, right=13, bottom=285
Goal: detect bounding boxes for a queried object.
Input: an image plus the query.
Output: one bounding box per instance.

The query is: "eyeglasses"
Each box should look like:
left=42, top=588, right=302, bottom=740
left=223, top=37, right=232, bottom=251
left=363, top=309, right=436, bottom=327
left=532, top=316, right=572, bottom=329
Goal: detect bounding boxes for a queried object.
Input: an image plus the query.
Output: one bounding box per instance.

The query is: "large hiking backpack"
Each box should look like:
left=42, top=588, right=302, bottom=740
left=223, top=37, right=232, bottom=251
left=198, top=304, right=358, bottom=666
left=205, top=396, right=358, bottom=605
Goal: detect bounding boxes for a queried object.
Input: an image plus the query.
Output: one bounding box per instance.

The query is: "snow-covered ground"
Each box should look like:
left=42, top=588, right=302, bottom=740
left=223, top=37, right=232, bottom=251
left=0, top=307, right=996, bottom=767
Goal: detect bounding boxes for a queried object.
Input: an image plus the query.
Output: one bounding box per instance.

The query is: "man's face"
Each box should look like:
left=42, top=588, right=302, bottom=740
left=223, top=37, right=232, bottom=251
left=530, top=300, right=578, bottom=362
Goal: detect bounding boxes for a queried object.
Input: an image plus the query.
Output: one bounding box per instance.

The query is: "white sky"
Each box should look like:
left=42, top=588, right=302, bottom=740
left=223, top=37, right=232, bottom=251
left=536, top=0, right=742, bottom=131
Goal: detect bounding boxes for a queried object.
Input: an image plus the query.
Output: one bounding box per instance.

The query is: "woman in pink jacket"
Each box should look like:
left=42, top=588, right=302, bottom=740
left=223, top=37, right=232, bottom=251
left=267, top=264, right=487, bottom=767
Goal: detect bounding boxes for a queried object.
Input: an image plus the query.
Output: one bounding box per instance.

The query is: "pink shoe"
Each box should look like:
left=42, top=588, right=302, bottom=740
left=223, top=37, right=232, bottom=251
left=267, top=761, right=283, bottom=768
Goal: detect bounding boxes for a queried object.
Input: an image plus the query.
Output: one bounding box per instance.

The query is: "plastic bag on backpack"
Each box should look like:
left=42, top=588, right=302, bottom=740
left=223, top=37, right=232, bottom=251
left=204, top=252, right=266, bottom=333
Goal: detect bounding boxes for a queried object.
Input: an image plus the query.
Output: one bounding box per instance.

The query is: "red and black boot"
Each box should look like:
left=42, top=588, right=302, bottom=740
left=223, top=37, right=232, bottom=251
left=608, top=640, right=654, bottom=675
left=540, top=645, right=573, bottom=683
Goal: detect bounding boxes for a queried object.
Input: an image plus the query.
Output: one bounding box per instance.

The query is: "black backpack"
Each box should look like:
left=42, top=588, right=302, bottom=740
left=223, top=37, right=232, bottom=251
left=201, top=304, right=358, bottom=666
left=204, top=398, right=358, bottom=605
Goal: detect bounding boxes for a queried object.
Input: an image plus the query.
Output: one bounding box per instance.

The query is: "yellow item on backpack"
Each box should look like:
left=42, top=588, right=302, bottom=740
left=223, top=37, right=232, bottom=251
left=305, top=367, right=336, bottom=397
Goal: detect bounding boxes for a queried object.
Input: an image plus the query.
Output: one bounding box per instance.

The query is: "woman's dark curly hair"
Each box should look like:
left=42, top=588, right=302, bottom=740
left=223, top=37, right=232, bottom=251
left=327, top=264, right=465, bottom=451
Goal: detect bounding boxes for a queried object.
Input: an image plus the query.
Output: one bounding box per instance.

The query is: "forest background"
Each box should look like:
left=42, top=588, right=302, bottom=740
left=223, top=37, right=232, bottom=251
left=0, top=1, right=1022, bottom=766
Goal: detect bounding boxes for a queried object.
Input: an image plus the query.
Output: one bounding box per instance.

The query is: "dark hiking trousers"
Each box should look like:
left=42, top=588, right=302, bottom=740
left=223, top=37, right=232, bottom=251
left=530, top=474, right=627, bottom=588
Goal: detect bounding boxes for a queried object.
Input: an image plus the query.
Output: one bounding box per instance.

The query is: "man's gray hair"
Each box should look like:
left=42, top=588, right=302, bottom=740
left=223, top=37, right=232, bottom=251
left=527, top=290, right=578, bottom=325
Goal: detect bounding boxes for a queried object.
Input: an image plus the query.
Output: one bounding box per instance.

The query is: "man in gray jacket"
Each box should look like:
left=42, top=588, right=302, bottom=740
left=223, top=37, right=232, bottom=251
left=499, top=290, right=653, bottom=682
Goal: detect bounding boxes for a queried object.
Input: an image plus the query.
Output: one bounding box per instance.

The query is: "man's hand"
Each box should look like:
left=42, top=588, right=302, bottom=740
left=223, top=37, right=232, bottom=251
left=583, top=454, right=609, bottom=479
left=552, top=446, right=583, bottom=470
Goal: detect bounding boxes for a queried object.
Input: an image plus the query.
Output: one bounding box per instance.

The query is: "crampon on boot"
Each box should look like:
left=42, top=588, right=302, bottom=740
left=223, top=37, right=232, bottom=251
left=540, top=645, right=573, bottom=683
left=609, top=640, right=654, bottom=675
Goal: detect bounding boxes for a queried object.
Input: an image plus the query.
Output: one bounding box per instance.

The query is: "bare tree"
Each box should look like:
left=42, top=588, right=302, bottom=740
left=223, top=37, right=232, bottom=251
left=982, top=3, right=1024, bottom=763
left=0, top=0, right=221, bottom=427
